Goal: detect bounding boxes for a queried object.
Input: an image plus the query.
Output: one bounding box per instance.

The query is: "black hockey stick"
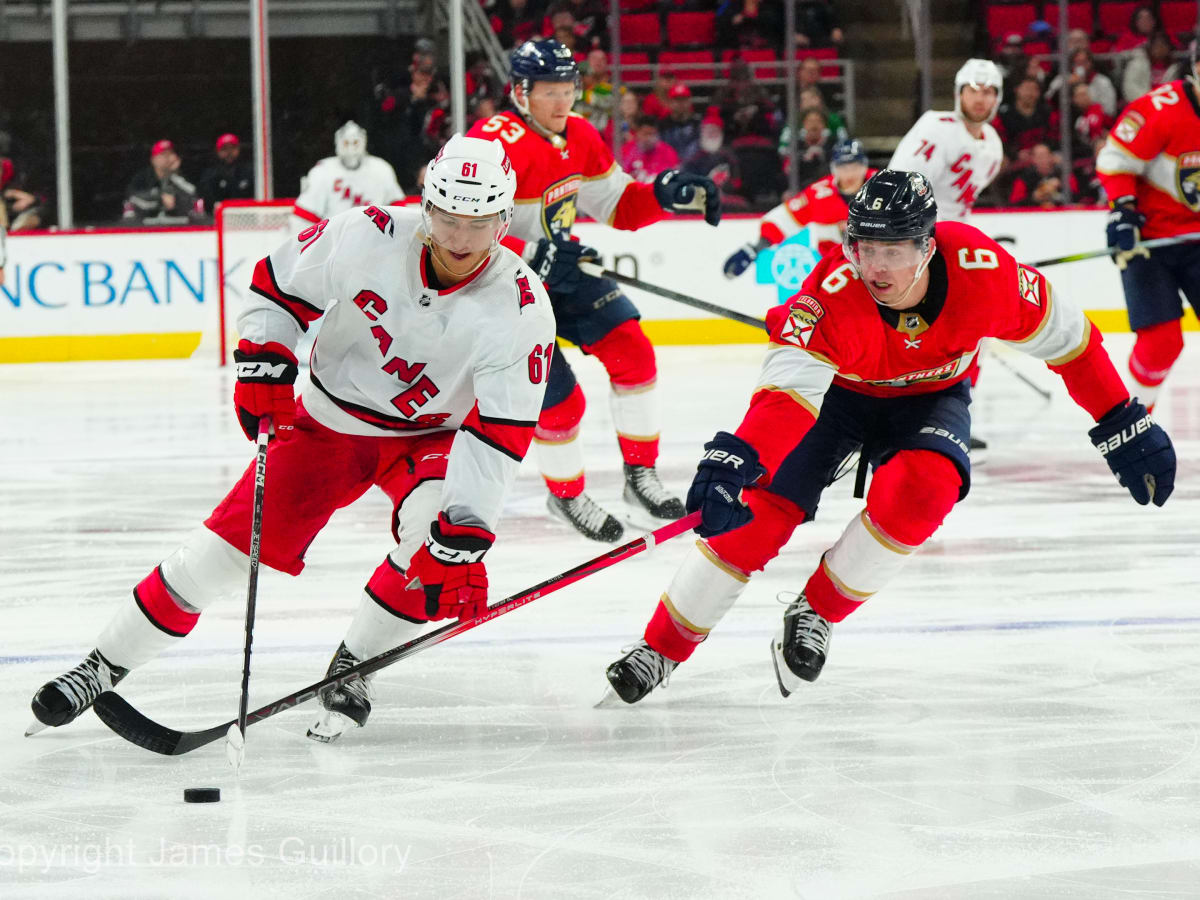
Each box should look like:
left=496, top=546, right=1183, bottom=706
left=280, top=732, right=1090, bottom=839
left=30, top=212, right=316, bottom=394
left=92, top=511, right=702, bottom=756
left=986, top=349, right=1053, bottom=402
left=1028, top=231, right=1200, bottom=268
left=225, top=419, right=271, bottom=770
left=577, top=261, right=767, bottom=330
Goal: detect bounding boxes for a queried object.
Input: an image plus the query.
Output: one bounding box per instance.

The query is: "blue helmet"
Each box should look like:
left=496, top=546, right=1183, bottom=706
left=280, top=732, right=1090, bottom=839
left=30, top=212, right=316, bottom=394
left=830, top=138, right=868, bottom=169
left=510, top=39, right=578, bottom=91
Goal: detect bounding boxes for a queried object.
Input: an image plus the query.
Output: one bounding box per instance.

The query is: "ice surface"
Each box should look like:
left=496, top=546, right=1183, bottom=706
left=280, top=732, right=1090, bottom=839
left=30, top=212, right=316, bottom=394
left=1, top=337, right=1198, bottom=898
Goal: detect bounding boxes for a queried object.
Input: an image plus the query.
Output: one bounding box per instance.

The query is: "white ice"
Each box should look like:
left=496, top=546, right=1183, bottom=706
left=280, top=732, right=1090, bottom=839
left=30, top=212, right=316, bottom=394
left=2, top=336, right=1198, bottom=899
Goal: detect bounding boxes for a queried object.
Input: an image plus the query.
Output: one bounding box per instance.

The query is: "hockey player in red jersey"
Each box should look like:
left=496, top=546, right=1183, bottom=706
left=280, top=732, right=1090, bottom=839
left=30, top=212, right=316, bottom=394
left=603, top=170, right=1176, bottom=704
left=467, top=39, right=722, bottom=543
left=28, top=135, right=557, bottom=743
left=722, top=138, right=873, bottom=279
left=1095, top=44, right=1200, bottom=412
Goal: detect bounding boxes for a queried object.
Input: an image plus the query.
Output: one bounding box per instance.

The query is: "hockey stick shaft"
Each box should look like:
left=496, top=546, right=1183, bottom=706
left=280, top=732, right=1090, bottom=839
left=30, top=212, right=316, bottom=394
left=985, top=348, right=1053, bottom=401
left=1028, top=231, right=1200, bottom=268
left=234, top=421, right=271, bottom=751
left=578, top=261, right=767, bottom=330
left=92, top=511, right=702, bottom=755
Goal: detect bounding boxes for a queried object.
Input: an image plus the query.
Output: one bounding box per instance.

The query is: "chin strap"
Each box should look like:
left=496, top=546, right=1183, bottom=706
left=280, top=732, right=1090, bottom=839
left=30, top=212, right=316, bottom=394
left=423, top=233, right=494, bottom=280
left=512, top=92, right=567, bottom=150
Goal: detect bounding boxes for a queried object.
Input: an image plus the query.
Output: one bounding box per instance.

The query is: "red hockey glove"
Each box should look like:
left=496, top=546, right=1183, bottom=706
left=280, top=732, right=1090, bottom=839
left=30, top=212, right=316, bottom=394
left=233, top=339, right=298, bottom=441
left=404, top=513, right=495, bottom=621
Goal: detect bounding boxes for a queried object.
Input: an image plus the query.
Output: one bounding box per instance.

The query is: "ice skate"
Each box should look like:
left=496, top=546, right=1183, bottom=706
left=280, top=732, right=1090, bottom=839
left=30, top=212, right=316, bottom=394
left=307, top=642, right=373, bottom=743
left=771, top=593, right=832, bottom=697
left=28, top=649, right=129, bottom=735
left=546, top=492, right=624, bottom=542
left=968, top=434, right=988, bottom=465
left=599, top=639, right=678, bottom=705
left=622, top=464, right=685, bottom=524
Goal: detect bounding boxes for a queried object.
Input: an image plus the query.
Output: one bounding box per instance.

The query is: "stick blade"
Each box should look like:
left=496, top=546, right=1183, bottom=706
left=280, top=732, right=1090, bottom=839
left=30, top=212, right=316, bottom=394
left=92, top=691, right=229, bottom=756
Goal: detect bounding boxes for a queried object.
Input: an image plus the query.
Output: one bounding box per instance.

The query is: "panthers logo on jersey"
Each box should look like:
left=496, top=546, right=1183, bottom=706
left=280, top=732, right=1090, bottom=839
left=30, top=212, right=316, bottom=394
left=541, top=176, right=581, bottom=240
left=1176, top=151, right=1200, bottom=212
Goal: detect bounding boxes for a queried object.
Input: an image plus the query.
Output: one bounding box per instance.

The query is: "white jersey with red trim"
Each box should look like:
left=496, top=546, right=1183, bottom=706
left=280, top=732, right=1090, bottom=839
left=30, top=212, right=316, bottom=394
left=757, top=170, right=880, bottom=255
left=292, top=155, right=404, bottom=224
left=239, top=204, right=556, bottom=530
left=888, top=111, right=1003, bottom=221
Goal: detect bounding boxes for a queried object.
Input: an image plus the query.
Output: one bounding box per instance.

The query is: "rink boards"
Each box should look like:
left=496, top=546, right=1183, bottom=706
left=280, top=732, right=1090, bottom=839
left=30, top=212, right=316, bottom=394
left=2, top=209, right=1196, bottom=363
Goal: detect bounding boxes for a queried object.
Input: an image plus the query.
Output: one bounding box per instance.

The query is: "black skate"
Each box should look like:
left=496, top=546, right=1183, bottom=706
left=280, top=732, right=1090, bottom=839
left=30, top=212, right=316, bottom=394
left=771, top=592, right=832, bottom=697
left=623, top=464, right=685, bottom=523
left=547, top=492, right=624, bottom=542
left=28, top=649, right=129, bottom=735
left=307, top=642, right=373, bottom=743
left=601, top=640, right=678, bottom=705
left=968, top=434, right=987, bottom=465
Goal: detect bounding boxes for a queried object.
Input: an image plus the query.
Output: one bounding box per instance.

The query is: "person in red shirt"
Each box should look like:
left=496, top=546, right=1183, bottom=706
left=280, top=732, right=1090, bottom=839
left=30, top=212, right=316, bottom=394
left=602, top=169, right=1175, bottom=704
left=620, top=115, right=681, bottom=183
left=1096, top=49, right=1200, bottom=411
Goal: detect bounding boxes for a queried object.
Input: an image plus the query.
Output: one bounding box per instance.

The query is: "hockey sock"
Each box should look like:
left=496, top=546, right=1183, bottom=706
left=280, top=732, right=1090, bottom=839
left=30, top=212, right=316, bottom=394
left=534, top=384, right=586, bottom=498
left=804, top=450, right=960, bottom=622
left=1128, top=320, right=1184, bottom=412
left=583, top=321, right=660, bottom=466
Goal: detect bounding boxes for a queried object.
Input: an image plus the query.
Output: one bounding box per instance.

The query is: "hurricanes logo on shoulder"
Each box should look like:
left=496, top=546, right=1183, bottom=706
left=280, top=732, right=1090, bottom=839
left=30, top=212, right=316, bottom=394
left=1177, top=151, right=1200, bottom=211
left=516, top=273, right=536, bottom=309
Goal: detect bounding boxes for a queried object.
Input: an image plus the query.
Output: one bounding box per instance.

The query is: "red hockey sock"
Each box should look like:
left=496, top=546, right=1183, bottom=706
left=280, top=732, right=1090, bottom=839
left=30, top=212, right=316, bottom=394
left=133, top=567, right=200, bottom=636
left=1129, top=320, right=1183, bottom=389
left=644, top=596, right=707, bottom=662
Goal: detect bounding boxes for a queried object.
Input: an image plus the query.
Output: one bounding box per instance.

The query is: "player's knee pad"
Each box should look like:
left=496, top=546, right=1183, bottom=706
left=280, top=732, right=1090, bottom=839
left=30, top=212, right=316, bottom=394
left=707, top=488, right=806, bottom=574
left=583, top=320, right=657, bottom=389
left=1130, top=320, right=1184, bottom=386
left=867, top=450, right=960, bottom=546
left=158, top=526, right=250, bottom=613
left=537, top=383, right=586, bottom=437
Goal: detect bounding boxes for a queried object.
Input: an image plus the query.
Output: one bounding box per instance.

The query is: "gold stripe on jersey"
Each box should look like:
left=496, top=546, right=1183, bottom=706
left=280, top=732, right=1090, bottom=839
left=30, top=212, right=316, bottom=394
left=697, top=540, right=751, bottom=583
left=822, top=557, right=874, bottom=599
left=1008, top=278, right=1055, bottom=345
left=582, top=161, right=619, bottom=182
left=859, top=510, right=916, bottom=556
left=1045, top=318, right=1093, bottom=367
left=755, top=384, right=820, bottom=419
left=615, top=428, right=660, bottom=442
left=661, top=592, right=712, bottom=634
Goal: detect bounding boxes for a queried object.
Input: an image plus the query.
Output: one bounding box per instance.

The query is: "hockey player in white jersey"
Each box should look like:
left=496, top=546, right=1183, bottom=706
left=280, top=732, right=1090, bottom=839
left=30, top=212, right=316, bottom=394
left=290, top=121, right=405, bottom=232
left=889, top=59, right=1004, bottom=221
left=28, top=135, right=557, bottom=745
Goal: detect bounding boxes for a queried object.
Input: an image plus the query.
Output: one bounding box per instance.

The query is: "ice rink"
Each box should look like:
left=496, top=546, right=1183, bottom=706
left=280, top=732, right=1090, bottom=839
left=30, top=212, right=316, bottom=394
left=2, top=336, right=1198, bottom=898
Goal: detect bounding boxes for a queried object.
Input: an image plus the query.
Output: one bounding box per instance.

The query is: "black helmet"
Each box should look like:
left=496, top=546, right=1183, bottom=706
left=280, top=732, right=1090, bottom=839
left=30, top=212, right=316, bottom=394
left=846, top=169, right=937, bottom=243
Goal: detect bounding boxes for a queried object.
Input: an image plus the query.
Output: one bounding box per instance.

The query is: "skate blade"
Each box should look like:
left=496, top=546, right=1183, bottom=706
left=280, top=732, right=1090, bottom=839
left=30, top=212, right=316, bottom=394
left=770, top=634, right=800, bottom=699
left=24, top=719, right=49, bottom=737
left=306, top=710, right=357, bottom=744
left=620, top=497, right=679, bottom=534
left=594, top=684, right=628, bottom=709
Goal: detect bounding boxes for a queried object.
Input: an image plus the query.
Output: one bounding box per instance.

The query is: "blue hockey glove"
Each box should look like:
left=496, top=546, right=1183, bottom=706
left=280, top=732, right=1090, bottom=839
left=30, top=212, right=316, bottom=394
left=1089, top=399, right=1175, bottom=507
left=529, top=237, right=598, bottom=293
left=723, top=237, right=770, bottom=279
left=653, top=170, right=722, bottom=226
left=1106, top=199, right=1147, bottom=268
left=686, top=431, right=767, bottom=537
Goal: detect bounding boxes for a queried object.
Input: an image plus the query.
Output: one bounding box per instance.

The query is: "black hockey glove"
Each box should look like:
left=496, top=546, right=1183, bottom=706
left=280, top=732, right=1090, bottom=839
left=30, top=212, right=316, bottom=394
left=1089, top=399, right=1175, bottom=507
left=529, top=237, right=598, bottom=294
left=1105, top=198, right=1147, bottom=268
left=686, top=431, right=767, bottom=538
left=723, top=237, right=770, bottom=279
left=653, top=170, right=722, bottom=226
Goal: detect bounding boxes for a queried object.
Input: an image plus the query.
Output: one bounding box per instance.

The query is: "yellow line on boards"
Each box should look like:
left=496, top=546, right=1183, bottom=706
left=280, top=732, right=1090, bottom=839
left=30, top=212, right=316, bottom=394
left=0, top=333, right=204, bottom=363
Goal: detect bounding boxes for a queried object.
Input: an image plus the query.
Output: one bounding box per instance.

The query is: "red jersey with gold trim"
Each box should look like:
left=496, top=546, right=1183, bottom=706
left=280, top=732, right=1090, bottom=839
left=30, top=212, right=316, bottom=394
left=465, top=110, right=664, bottom=254
left=1096, top=80, right=1200, bottom=239
left=734, top=222, right=1130, bottom=476
left=757, top=169, right=879, bottom=255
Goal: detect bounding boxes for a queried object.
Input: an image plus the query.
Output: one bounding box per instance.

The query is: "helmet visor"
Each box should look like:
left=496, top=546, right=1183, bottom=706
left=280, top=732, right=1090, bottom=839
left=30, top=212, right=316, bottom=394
left=424, top=203, right=506, bottom=254
left=843, top=234, right=928, bottom=278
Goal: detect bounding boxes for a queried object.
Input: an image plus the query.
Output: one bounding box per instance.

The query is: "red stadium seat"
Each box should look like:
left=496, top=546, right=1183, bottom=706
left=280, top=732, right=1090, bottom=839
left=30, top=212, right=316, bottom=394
left=1041, top=2, right=1093, bottom=33
left=1098, top=1, right=1139, bottom=38
left=794, top=47, right=840, bottom=78
left=619, top=0, right=657, bottom=10
left=614, top=50, right=653, bottom=83
left=1159, top=1, right=1198, bottom=38
left=1024, top=39, right=1052, bottom=56
left=666, top=11, right=716, bottom=47
left=985, top=3, right=1038, bottom=42
left=619, top=13, right=661, bottom=47
left=658, top=50, right=716, bottom=82
left=721, top=49, right=778, bottom=79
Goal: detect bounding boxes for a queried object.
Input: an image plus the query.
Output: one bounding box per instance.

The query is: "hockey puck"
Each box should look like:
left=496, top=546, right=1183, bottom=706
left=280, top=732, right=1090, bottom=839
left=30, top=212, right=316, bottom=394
left=183, top=787, right=221, bottom=803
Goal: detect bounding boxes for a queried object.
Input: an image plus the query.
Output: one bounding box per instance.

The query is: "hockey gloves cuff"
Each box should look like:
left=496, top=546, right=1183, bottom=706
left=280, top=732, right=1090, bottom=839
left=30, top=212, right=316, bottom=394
left=1105, top=199, right=1147, bottom=269
left=529, top=237, right=598, bottom=293
left=1089, top=399, right=1175, bottom=506
left=723, top=237, right=770, bottom=279
left=405, top=513, right=495, bottom=621
left=233, top=339, right=298, bottom=441
left=686, top=431, right=767, bottom=537
left=654, top=170, right=722, bottom=226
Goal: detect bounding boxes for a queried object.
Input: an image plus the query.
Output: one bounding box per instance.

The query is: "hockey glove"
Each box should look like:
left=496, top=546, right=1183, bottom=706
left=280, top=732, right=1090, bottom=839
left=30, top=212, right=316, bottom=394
left=1106, top=199, right=1147, bottom=269
left=723, top=237, right=770, bottom=279
left=654, top=170, right=722, bottom=226
left=1089, top=399, right=1175, bottom=507
left=233, top=339, right=298, bottom=441
left=529, top=237, right=598, bottom=294
left=404, top=513, right=495, bottom=621
left=686, top=431, right=767, bottom=538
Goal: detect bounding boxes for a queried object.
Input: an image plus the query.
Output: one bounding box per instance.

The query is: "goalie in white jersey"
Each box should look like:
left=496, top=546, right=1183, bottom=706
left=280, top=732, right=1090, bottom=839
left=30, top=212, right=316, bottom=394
left=291, top=120, right=405, bottom=233
left=889, top=59, right=1004, bottom=221
left=29, top=135, right=556, bottom=745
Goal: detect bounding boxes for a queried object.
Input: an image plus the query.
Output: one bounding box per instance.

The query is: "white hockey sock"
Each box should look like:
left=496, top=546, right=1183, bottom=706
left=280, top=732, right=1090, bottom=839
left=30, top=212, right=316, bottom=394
left=822, top=509, right=919, bottom=603
left=160, top=525, right=250, bottom=611
left=343, top=591, right=425, bottom=661
left=97, top=600, right=183, bottom=671
left=534, top=431, right=585, bottom=495
left=609, top=380, right=660, bottom=447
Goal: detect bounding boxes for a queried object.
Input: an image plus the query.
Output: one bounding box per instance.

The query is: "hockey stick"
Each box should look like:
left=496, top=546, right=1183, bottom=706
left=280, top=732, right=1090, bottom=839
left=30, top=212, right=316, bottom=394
left=224, top=419, right=271, bottom=771
left=577, top=261, right=767, bottom=330
left=92, top=511, right=702, bottom=756
left=985, top=349, right=1053, bottom=402
left=1028, top=231, right=1200, bottom=268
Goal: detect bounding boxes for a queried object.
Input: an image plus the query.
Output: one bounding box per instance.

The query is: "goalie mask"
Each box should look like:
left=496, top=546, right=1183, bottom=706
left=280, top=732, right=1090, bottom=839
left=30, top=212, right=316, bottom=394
left=954, top=58, right=1003, bottom=123
left=844, top=170, right=938, bottom=308
left=335, top=121, right=367, bottom=170
left=421, top=134, right=516, bottom=274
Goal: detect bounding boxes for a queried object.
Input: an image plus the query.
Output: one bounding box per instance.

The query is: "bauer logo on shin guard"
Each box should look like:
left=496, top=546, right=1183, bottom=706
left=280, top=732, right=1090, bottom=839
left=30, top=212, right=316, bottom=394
left=1095, top=415, right=1153, bottom=456
left=701, top=448, right=746, bottom=468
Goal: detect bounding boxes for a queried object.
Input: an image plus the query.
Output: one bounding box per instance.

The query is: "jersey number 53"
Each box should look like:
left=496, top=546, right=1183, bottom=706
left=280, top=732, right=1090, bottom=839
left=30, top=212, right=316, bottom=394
left=481, top=115, right=526, bottom=144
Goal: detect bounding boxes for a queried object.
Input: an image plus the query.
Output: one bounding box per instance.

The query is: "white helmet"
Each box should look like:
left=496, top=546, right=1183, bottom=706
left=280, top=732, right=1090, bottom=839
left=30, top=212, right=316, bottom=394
left=335, top=121, right=367, bottom=169
left=954, top=58, right=1003, bottom=121
left=421, top=134, right=517, bottom=264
